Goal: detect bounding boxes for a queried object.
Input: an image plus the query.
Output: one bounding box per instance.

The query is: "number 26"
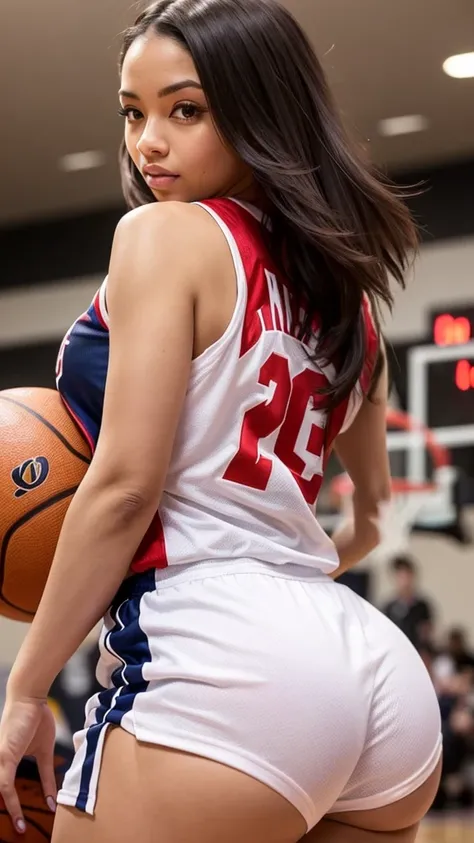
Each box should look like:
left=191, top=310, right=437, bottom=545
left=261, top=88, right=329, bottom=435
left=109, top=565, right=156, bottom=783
left=223, top=353, right=327, bottom=505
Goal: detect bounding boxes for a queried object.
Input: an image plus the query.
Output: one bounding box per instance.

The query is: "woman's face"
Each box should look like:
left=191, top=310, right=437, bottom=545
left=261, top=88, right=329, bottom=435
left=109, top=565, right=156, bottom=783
left=120, top=32, right=254, bottom=203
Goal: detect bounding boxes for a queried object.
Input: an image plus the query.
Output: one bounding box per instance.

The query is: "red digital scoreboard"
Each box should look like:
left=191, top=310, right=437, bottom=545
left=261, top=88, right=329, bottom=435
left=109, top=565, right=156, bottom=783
left=431, top=307, right=474, bottom=393
left=387, top=307, right=474, bottom=499
left=427, top=306, right=474, bottom=494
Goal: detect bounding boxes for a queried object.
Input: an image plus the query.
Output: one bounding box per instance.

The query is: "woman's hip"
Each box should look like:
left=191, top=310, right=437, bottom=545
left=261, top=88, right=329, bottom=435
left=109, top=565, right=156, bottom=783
left=59, top=561, right=441, bottom=826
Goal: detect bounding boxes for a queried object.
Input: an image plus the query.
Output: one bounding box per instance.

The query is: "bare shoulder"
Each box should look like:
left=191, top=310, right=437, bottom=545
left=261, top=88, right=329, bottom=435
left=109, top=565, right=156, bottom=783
left=108, top=202, right=233, bottom=319
left=114, top=202, right=227, bottom=268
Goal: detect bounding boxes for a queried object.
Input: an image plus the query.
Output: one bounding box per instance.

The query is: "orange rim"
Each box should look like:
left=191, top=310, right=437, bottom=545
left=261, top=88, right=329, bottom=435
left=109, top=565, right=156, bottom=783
left=331, top=474, right=436, bottom=498
left=330, top=407, right=449, bottom=500
left=386, top=408, right=450, bottom=468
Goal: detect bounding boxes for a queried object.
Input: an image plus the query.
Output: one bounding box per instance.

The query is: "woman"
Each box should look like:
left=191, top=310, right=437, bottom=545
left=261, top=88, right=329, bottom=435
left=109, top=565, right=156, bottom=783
left=0, top=1, right=442, bottom=841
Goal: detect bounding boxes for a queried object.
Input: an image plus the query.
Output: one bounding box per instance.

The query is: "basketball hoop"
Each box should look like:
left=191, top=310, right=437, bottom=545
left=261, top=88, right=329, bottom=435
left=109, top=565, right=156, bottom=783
left=330, top=408, right=458, bottom=562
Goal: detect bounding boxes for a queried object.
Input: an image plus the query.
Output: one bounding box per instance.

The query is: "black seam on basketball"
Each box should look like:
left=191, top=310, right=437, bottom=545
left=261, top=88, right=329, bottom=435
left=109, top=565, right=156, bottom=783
left=4, top=805, right=51, bottom=816
left=0, top=395, right=91, bottom=465
left=0, top=487, right=78, bottom=617
left=0, top=809, right=51, bottom=838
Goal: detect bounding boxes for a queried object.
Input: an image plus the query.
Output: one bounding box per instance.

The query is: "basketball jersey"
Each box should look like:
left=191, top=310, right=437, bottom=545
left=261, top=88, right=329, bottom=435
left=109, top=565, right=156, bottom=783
left=56, top=198, right=378, bottom=575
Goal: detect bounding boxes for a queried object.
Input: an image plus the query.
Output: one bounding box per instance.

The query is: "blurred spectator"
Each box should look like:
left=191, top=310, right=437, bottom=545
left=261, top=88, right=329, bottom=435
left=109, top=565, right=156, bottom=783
left=383, top=555, right=435, bottom=653
left=434, top=627, right=474, bottom=683
left=431, top=627, right=474, bottom=811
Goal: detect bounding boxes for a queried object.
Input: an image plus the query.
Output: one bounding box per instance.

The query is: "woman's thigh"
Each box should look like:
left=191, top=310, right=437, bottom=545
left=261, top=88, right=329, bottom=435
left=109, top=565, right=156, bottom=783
left=51, top=727, right=308, bottom=843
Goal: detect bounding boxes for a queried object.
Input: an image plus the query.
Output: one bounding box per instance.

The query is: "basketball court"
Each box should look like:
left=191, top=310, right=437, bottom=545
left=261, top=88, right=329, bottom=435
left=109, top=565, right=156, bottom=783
left=0, top=2, right=473, bottom=837
left=419, top=815, right=474, bottom=842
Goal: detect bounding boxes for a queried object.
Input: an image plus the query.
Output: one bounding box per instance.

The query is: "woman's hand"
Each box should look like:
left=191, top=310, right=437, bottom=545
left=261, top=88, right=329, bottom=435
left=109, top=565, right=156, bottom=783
left=0, top=694, right=57, bottom=835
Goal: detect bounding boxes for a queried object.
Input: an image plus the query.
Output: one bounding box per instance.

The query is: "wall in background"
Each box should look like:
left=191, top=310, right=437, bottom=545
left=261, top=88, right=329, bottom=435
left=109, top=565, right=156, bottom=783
left=386, top=234, right=474, bottom=341
left=369, top=508, right=474, bottom=641
left=1, top=234, right=473, bottom=353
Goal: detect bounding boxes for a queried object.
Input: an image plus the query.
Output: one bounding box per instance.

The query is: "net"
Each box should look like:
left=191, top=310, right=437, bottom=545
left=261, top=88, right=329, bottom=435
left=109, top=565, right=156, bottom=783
left=330, top=409, right=457, bottom=562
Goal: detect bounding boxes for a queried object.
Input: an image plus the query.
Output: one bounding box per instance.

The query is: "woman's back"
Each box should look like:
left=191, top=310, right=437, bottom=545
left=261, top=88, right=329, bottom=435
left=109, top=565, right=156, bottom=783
left=58, top=197, right=378, bottom=575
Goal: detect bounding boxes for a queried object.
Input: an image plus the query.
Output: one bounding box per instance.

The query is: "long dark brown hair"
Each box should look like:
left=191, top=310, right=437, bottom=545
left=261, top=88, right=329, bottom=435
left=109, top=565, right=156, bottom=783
left=119, top=0, right=418, bottom=407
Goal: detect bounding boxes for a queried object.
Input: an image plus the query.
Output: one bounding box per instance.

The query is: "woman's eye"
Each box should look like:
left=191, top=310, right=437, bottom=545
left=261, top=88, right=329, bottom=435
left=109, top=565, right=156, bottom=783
left=172, top=103, right=202, bottom=121
left=118, top=106, right=143, bottom=122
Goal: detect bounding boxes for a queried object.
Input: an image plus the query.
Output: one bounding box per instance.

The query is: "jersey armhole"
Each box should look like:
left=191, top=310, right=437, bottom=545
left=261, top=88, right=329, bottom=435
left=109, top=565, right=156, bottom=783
left=189, top=201, right=248, bottom=378
left=339, top=383, right=363, bottom=435
left=99, top=204, right=248, bottom=381
left=98, top=276, right=110, bottom=328
left=338, top=295, right=380, bottom=435
left=360, top=293, right=379, bottom=396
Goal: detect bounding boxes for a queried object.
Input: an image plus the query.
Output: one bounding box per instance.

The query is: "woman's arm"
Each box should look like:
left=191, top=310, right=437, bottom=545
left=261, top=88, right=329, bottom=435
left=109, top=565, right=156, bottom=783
left=7, top=202, right=209, bottom=700
left=330, top=350, right=391, bottom=578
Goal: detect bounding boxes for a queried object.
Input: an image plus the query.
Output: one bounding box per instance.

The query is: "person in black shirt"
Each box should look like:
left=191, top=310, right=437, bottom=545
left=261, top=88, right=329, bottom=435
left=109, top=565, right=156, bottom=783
left=383, top=556, right=435, bottom=653
left=445, top=627, right=474, bottom=673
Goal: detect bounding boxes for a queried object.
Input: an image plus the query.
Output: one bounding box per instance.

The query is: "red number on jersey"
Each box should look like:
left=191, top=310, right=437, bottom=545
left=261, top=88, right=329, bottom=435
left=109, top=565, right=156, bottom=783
left=274, top=367, right=328, bottom=502
left=223, top=353, right=292, bottom=491
left=223, top=353, right=328, bottom=504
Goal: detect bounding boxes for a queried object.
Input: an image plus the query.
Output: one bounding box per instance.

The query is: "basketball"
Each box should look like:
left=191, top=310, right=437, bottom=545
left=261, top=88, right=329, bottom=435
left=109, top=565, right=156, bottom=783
left=0, top=388, right=91, bottom=623
left=0, top=755, right=70, bottom=841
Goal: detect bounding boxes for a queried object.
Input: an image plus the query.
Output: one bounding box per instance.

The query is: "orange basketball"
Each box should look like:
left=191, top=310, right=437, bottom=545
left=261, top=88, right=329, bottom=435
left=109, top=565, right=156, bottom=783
left=0, top=388, right=91, bottom=623
left=0, top=754, right=70, bottom=841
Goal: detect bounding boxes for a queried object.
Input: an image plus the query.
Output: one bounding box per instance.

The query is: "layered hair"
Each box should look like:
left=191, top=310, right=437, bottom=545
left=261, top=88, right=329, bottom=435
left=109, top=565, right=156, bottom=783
left=119, top=0, right=418, bottom=406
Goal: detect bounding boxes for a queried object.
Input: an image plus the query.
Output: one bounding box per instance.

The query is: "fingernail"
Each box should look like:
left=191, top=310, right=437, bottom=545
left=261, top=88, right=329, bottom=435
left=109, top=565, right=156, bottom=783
left=47, top=796, right=57, bottom=813
left=16, top=818, right=26, bottom=833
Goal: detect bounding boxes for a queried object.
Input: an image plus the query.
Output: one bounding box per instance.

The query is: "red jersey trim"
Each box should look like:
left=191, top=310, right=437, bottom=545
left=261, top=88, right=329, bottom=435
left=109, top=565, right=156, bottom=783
left=130, top=511, right=168, bottom=573
left=60, top=394, right=96, bottom=455
left=360, top=295, right=379, bottom=394
left=199, top=199, right=303, bottom=358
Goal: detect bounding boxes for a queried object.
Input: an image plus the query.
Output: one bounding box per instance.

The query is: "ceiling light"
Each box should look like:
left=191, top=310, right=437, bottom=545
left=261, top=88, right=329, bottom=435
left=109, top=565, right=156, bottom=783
left=443, top=52, right=474, bottom=79
left=59, top=151, right=107, bottom=173
left=377, top=115, right=429, bottom=138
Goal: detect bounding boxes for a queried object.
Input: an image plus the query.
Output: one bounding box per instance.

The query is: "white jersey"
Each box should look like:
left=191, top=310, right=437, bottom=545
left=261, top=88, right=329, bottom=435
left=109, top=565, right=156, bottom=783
left=58, top=197, right=378, bottom=576
left=57, top=200, right=441, bottom=832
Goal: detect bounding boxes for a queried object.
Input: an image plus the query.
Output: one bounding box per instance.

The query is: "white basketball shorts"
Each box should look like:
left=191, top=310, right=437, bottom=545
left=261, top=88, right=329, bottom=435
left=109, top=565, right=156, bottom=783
left=57, top=559, right=442, bottom=831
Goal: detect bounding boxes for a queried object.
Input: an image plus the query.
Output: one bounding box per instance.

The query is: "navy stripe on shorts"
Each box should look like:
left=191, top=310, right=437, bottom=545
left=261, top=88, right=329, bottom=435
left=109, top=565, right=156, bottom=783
left=75, top=570, right=156, bottom=812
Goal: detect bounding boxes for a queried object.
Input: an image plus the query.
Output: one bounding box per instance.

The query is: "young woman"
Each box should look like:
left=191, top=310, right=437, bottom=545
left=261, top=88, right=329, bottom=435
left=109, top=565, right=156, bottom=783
left=0, top=1, right=442, bottom=841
